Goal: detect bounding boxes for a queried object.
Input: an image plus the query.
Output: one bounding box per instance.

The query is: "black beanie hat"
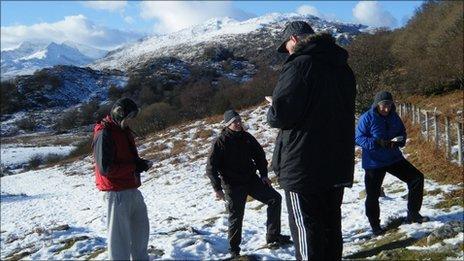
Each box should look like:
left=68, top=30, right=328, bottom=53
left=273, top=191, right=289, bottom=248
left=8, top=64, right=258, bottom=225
left=223, top=110, right=240, bottom=126
left=111, top=97, right=139, bottom=122
left=373, top=91, right=394, bottom=107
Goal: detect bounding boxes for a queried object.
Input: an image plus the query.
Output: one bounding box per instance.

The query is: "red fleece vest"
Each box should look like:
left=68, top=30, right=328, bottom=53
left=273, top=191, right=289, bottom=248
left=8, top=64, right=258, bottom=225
left=93, top=115, right=141, bottom=191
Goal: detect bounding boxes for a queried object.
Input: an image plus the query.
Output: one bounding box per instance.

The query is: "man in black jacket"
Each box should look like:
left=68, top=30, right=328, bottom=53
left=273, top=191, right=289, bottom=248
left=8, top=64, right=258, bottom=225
left=267, top=21, right=356, bottom=260
left=206, top=110, right=290, bottom=258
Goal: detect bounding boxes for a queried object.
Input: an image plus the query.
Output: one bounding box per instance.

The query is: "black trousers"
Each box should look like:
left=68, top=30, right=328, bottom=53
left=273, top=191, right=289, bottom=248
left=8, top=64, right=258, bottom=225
left=224, top=177, right=282, bottom=253
left=285, top=187, right=344, bottom=261
left=364, top=159, right=424, bottom=228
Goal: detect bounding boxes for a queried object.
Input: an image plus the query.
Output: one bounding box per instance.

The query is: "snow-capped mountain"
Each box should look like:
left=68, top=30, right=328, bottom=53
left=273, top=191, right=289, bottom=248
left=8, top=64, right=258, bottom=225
left=1, top=41, right=108, bottom=78
left=92, top=13, right=366, bottom=72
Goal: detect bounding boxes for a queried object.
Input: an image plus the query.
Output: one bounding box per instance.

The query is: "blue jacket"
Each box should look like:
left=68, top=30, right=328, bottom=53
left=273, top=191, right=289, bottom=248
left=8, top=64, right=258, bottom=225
left=355, top=105, right=406, bottom=170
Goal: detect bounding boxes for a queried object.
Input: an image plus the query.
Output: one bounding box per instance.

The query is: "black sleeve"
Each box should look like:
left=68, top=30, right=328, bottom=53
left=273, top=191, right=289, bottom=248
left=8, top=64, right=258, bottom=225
left=267, top=61, right=310, bottom=129
left=93, top=129, right=114, bottom=175
left=206, top=138, right=224, bottom=191
left=247, top=133, right=268, bottom=178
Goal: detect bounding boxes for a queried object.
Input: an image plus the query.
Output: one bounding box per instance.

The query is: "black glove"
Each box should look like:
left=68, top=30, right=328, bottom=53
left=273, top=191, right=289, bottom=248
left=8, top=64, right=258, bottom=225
left=376, top=139, right=394, bottom=149
left=135, top=158, right=150, bottom=173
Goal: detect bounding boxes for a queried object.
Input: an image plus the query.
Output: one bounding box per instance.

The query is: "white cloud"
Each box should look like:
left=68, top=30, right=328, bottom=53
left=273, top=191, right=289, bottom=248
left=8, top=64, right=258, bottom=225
left=296, top=5, right=322, bottom=18
left=1, top=15, right=143, bottom=50
left=353, top=1, right=397, bottom=28
left=124, top=16, right=135, bottom=24
left=82, top=1, right=127, bottom=12
left=139, top=1, right=254, bottom=33
left=296, top=5, right=339, bottom=22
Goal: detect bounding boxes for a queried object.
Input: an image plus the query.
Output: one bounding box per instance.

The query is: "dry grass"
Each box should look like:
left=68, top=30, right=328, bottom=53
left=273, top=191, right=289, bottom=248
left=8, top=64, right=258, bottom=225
left=204, top=114, right=223, bottom=125
left=193, top=129, right=214, bottom=140
left=434, top=189, right=464, bottom=209
left=170, top=140, right=188, bottom=157
left=402, top=120, right=462, bottom=185
left=139, top=143, right=168, bottom=157
left=401, top=90, right=463, bottom=117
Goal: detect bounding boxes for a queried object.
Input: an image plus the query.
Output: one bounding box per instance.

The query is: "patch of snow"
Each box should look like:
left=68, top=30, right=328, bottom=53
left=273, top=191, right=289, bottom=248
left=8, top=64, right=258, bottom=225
left=1, top=145, right=75, bottom=168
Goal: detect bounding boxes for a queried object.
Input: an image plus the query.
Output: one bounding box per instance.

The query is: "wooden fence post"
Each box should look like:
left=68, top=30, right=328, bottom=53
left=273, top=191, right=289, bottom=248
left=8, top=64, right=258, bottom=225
left=425, top=111, right=429, bottom=141
left=417, top=107, right=421, bottom=125
left=433, top=113, right=439, bottom=150
left=445, top=116, right=451, bottom=159
left=457, top=122, right=463, bottom=166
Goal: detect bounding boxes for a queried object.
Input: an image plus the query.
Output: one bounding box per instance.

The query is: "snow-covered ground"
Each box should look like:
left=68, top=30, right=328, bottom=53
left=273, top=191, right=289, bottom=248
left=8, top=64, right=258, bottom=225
left=1, top=105, right=463, bottom=260
left=1, top=145, right=75, bottom=172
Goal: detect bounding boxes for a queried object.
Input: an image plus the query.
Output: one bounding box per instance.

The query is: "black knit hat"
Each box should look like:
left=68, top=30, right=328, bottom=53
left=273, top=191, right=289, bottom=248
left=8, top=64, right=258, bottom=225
left=277, top=21, right=315, bottom=53
left=373, top=91, right=394, bottom=106
left=223, top=110, right=241, bottom=126
left=111, top=97, right=139, bottom=122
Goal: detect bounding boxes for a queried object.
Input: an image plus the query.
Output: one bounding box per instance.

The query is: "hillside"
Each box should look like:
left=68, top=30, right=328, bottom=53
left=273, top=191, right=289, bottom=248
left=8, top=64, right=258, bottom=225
left=92, top=14, right=364, bottom=72
left=1, top=105, right=462, bottom=260
left=1, top=12, right=365, bottom=138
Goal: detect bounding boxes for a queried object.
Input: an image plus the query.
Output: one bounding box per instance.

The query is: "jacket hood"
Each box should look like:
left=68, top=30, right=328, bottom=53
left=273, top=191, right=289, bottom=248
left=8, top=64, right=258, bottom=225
left=370, top=103, right=397, bottom=115
left=291, top=32, right=348, bottom=66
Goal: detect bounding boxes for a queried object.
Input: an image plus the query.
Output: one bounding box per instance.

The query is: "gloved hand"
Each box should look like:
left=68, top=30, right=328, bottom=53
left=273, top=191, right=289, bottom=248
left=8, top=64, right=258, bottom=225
left=135, top=158, right=150, bottom=173
left=376, top=139, right=394, bottom=149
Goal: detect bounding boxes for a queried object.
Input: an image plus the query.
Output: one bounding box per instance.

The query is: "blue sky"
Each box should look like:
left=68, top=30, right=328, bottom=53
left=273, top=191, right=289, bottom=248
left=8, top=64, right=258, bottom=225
left=1, top=1, right=423, bottom=50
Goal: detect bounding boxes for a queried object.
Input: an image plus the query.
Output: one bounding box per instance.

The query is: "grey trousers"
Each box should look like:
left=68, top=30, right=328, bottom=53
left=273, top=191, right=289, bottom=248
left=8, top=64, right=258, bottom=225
left=104, top=188, right=150, bottom=261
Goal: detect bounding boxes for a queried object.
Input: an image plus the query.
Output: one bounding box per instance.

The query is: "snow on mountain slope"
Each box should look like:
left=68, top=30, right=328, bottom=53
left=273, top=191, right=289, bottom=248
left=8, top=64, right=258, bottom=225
left=1, top=41, right=106, bottom=79
left=1, top=105, right=463, bottom=260
left=62, top=41, right=108, bottom=60
left=92, top=13, right=365, bottom=71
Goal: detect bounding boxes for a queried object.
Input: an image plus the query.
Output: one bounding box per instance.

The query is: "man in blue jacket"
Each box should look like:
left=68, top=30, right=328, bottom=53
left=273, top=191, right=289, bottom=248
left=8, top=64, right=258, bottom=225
left=356, top=91, right=428, bottom=236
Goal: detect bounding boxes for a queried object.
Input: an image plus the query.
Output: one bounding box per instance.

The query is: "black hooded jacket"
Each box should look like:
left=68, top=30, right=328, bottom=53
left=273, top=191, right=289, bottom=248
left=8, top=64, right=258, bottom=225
left=206, top=128, right=268, bottom=191
left=267, top=33, right=356, bottom=193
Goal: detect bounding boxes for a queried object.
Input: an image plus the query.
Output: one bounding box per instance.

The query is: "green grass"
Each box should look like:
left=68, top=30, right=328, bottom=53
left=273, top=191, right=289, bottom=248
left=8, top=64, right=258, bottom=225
left=53, top=236, right=89, bottom=254
left=376, top=245, right=461, bottom=260
left=86, top=248, right=106, bottom=260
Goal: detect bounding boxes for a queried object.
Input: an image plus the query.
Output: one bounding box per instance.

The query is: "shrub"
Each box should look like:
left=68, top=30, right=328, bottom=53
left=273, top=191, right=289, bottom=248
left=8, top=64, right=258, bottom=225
left=79, top=99, right=100, bottom=125
left=43, top=153, right=66, bottom=166
left=15, top=118, right=37, bottom=132
left=108, top=84, right=123, bottom=102
left=68, top=137, right=93, bottom=159
left=179, top=80, right=214, bottom=119
left=27, top=155, right=43, bottom=169
left=54, top=109, right=79, bottom=132
left=1, top=81, right=25, bottom=115
left=132, top=102, right=180, bottom=136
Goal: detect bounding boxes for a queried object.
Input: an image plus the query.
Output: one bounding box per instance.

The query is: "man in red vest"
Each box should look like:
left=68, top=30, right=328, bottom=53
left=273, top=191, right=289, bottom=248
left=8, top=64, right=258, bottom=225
left=93, top=97, right=152, bottom=260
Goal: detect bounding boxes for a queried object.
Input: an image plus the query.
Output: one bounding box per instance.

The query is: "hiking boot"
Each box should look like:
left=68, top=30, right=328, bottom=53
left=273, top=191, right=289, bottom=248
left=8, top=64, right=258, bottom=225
left=372, top=225, right=386, bottom=236
left=266, top=234, right=292, bottom=244
left=406, top=213, right=430, bottom=224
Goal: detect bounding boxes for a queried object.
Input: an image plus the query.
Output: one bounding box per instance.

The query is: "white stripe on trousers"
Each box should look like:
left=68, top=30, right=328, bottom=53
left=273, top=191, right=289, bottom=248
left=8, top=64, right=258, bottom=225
left=290, top=192, right=308, bottom=260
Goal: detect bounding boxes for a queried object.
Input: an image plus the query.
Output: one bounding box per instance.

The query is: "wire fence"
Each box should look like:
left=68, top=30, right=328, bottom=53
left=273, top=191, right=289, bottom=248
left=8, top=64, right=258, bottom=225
left=398, top=103, right=463, bottom=166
